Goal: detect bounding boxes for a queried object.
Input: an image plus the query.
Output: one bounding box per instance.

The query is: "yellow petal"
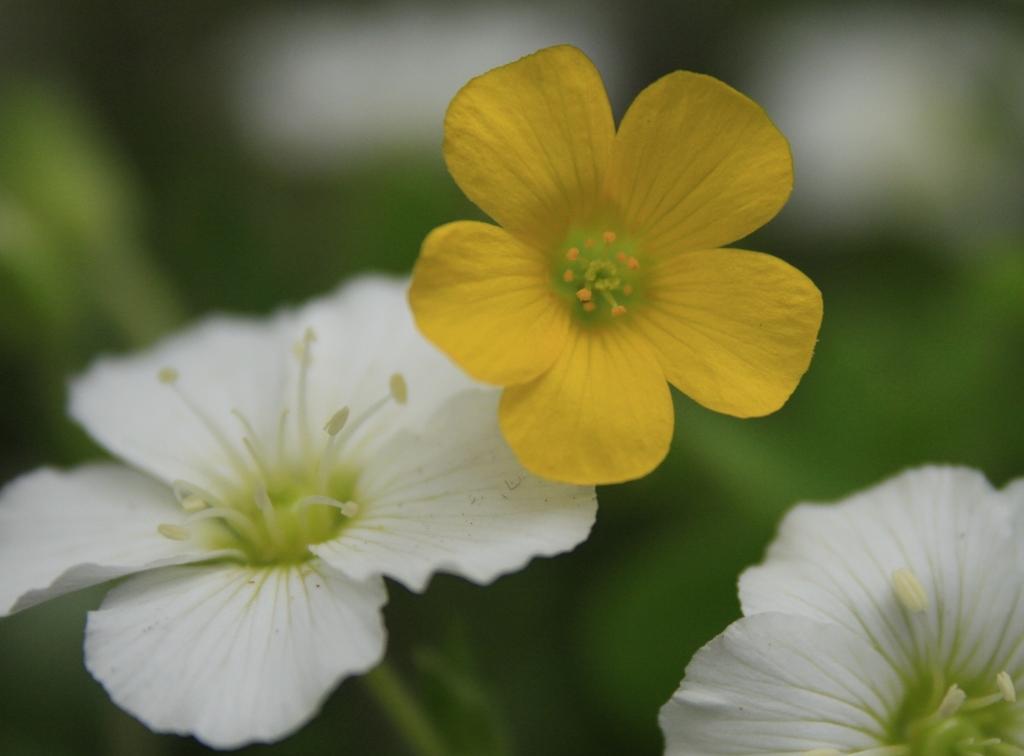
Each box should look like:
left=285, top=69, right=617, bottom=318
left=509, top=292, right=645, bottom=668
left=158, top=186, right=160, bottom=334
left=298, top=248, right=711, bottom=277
left=499, top=324, right=673, bottom=485
left=444, top=45, right=615, bottom=250
left=633, top=248, right=823, bottom=417
left=409, top=221, right=570, bottom=385
left=605, top=72, right=792, bottom=256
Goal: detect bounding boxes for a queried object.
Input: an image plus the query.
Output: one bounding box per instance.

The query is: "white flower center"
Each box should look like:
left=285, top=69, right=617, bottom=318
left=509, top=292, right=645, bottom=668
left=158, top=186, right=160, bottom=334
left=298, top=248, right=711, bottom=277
left=807, top=567, right=1024, bottom=756
left=154, top=327, right=406, bottom=565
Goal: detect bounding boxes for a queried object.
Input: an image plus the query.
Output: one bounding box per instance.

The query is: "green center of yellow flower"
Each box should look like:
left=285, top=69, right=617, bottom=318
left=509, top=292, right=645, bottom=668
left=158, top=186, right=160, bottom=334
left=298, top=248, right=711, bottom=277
left=555, top=229, right=641, bottom=319
left=155, top=333, right=407, bottom=566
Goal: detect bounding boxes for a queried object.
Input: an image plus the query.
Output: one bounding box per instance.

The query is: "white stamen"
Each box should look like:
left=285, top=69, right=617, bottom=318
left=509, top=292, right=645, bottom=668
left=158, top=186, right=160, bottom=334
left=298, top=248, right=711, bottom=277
left=172, top=479, right=225, bottom=509
left=802, top=750, right=841, bottom=756
left=892, top=567, right=928, bottom=613
left=294, top=495, right=358, bottom=518
left=998, top=671, right=1017, bottom=703
left=936, top=684, right=967, bottom=718
left=184, top=506, right=263, bottom=545
left=180, top=494, right=207, bottom=512
left=389, top=373, right=407, bottom=405
left=242, top=437, right=274, bottom=482
left=157, top=523, right=190, bottom=540
left=232, top=409, right=274, bottom=478
left=324, top=407, right=350, bottom=436
left=254, top=481, right=284, bottom=549
left=275, top=408, right=289, bottom=468
left=161, top=376, right=249, bottom=478
left=295, top=327, right=316, bottom=460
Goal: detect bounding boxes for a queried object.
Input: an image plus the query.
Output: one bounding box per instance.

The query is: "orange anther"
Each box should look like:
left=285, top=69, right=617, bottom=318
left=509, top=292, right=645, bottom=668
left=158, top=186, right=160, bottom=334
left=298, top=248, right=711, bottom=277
left=584, top=238, right=595, bottom=248
left=603, top=231, right=617, bottom=243
left=623, top=284, right=633, bottom=295
left=563, top=270, right=574, bottom=283
left=576, top=288, right=593, bottom=302
left=616, top=251, right=628, bottom=264
left=627, top=257, right=639, bottom=270
left=583, top=302, right=596, bottom=312
left=566, top=247, right=580, bottom=261
left=611, top=305, right=627, bottom=317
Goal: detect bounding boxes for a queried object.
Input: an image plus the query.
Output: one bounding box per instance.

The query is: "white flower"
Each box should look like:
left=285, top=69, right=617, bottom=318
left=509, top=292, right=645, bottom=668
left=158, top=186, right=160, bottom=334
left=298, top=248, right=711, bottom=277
left=660, top=466, right=1024, bottom=756
left=0, top=276, right=597, bottom=750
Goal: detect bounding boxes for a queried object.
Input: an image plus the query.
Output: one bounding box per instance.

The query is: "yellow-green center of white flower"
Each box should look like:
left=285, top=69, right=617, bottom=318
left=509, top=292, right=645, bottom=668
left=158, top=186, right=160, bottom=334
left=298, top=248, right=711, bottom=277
left=555, top=229, right=642, bottom=320
left=805, top=568, right=1024, bottom=756
left=154, top=328, right=406, bottom=566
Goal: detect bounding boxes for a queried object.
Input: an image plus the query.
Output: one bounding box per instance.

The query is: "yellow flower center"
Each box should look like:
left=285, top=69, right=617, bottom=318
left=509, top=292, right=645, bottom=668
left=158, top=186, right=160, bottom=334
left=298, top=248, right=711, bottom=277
left=555, top=229, right=641, bottom=319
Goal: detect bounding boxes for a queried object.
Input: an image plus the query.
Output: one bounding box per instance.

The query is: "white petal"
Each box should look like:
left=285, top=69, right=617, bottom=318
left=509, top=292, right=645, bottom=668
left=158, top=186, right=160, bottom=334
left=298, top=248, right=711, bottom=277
left=311, top=390, right=597, bottom=591
left=84, top=561, right=387, bottom=750
left=69, top=308, right=293, bottom=493
left=660, top=612, right=899, bottom=755
left=739, top=466, right=1024, bottom=681
left=69, top=275, right=472, bottom=497
left=0, top=463, right=209, bottom=614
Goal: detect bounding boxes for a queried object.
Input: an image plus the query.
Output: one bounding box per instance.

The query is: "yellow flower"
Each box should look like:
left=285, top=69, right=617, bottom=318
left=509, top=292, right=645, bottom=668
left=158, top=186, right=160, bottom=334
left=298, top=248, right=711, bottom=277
left=409, top=46, right=823, bottom=485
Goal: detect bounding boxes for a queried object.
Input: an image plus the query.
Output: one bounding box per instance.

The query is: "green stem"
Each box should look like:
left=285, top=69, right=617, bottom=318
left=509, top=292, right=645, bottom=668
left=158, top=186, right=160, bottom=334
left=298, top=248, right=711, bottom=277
left=363, top=660, right=447, bottom=756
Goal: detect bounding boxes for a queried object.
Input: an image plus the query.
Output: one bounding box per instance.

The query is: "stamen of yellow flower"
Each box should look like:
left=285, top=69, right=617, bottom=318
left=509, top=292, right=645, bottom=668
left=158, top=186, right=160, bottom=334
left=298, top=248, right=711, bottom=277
left=611, top=306, right=626, bottom=317
left=157, top=523, right=190, bottom=541
left=623, top=284, right=633, bottom=296
left=583, top=302, right=596, bottom=312
left=576, top=289, right=593, bottom=302
left=936, top=684, right=967, bottom=718
left=616, top=251, right=628, bottom=263
left=566, top=247, right=580, bottom=261
left=584, top=238, right=595, bottom=248
left=892, top=567, right=928, bottom=613
left=627, top=257, right=639, bottom=270
left=563, top=270, right=574, bottom=282
left=603, top=231, right=617, bottom=243
left=999, top=671, right=1017, bottom=703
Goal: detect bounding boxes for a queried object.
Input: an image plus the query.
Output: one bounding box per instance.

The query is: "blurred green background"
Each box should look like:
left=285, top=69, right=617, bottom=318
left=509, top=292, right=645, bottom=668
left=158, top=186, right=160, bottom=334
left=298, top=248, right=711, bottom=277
left=1, top=0, right=1023, bottom=754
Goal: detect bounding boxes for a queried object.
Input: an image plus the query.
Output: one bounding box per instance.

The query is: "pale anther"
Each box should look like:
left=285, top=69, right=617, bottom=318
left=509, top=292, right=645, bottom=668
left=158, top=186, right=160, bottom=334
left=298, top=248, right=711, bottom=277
left=324, top=407, right=350, bottom=436
left=389, top=373, right=408, bottom=405
left=157, top=367, right=179, bottom=384
left=157, top=523, right=190, bottom=541
left=892, top=567, right=928, bottom=613
left=341, top=501, right=359, bottom=518
left=180, top=494, right=207, bottom=512
left=998, top=671, right=1017, bottom=703
left=936, top=684, right=967, bottom=718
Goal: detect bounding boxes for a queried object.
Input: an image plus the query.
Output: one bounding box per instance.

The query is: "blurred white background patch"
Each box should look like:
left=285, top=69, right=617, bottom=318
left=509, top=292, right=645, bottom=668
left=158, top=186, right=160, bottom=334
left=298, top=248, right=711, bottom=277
left=738, top=6, right=1024, bottom=250
left=224, top=2, right=624, bottom=173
